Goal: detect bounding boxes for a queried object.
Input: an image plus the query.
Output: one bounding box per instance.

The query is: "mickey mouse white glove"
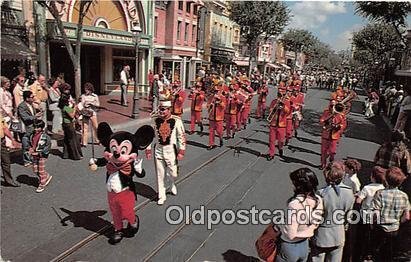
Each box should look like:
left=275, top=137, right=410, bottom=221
left=134, top=158, right=143, bottom=174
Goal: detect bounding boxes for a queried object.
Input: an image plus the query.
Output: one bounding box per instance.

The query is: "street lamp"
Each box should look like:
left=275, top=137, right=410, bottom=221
left=131, top=21, right=142, bottom=119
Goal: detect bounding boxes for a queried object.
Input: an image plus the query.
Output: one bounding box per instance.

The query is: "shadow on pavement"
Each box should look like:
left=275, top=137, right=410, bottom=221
left=241, top=137, right=269, bottom=146
left=288, top=144, right=321, bottom=156
left=344, top=115, right=390, bottom=145
left=296, top=136, right=321, bottom=145
left=99, top=106, right=132, bottom=118
left=134, top=182, right=158, bottom=201
left=280, top=155, right=319, bottom=169
left=16, top=174, right=38, bottom=187
left=58, top=208, right=112, bottom=238
left=186, top=140, right=209, bottom=149
left=222, top=249, right=259, bottom=262
left=228, top=146, right=261, bottom=157
left=300, top=108, right=322, bottom=137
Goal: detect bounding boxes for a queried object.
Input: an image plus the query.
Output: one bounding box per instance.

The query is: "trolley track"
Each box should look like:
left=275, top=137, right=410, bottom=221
left=142, top=155, right=263, bottom=261
left=50, top=129, right=259, bottom=262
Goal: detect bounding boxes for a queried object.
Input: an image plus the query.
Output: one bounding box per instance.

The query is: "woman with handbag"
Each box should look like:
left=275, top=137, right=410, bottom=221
left=58, top=85, right=83, bottom=160
left=78, top=82, right=100, bottom=147
left=276, top=168, right=323, bottom=262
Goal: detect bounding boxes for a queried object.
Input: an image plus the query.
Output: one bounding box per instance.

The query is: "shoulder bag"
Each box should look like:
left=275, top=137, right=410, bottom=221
left=255, top=223, right=281, bottom=262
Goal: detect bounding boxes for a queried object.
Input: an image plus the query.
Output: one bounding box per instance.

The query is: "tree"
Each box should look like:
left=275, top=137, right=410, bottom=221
left=355, top=1, right=411, bottom=46
left=38, top=0, right=93, bottom=100
left=280, top=29, right=316, bottom=69
left=304, top=38, right=332, bottom=67
left=352, top=22, right=404, bottom=83
left=230, top=1, right=290, bottom=72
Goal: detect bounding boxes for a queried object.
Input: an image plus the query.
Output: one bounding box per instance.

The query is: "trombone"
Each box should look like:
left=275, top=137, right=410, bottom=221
left=267, top=95, right=286, bottom=122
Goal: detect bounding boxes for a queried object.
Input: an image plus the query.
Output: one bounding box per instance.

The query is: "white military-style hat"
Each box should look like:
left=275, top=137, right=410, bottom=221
left=159, top=100, right=172, bottom=108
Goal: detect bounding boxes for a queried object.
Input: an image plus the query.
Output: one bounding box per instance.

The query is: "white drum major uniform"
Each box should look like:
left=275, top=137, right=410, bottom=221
left=146, top=100, right=186, bottom=205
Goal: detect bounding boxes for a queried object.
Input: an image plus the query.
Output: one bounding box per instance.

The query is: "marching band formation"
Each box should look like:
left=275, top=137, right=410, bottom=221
left=148, top=70, right=358, bottom=184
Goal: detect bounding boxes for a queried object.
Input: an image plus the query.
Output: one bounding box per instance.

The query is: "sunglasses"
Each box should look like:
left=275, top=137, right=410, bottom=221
left=159, top=107, right=169, bottom=111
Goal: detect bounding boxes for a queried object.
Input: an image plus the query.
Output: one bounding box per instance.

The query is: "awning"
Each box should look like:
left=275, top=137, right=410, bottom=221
left=280, top=63, right=291, bottom=69
left=234, top=60, right=250, bottom=66
left=266, top=63, right=280, bottom=69
left=1, top=35, right=37, bottom=61
left=211, top=55, right=233, bottom=65
left=162, top=54, right=182, bottom=61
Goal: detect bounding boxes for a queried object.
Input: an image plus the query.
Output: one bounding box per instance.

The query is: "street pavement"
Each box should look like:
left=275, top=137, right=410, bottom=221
left=0, top=87, right=397, bottom=262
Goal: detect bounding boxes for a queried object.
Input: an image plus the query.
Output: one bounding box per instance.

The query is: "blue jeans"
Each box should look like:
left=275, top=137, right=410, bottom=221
left=21, top=133, right=32, bottom=165
left=276, top=239, right=309, bottom=262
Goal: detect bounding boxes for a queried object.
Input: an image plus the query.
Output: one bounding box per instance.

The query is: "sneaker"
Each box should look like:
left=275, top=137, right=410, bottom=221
left=35, top=186, right=45, bottom=193
left=44, top=175, right=53, bottom=187
left=157, top=198, right=166, bottom=205
left=170, top=184, right=177, bottom=196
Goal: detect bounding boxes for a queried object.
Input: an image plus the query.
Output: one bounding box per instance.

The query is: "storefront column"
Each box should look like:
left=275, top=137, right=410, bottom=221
left=181, top=57, right=187, bottom=89
left=171, top=62, right=175, bottom=82
left=103, top=46, right=113, bottom=94
left=33, top=2, right=48, bottom=76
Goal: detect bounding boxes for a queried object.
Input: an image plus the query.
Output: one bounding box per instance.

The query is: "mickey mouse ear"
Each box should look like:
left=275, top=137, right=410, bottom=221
left=97, top=122, right=113, bottom=148
left=134, top=125, right=155, bottom=150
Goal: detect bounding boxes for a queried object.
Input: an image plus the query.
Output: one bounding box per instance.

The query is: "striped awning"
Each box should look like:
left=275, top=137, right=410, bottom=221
left=1, top=35, right=37, bottom=61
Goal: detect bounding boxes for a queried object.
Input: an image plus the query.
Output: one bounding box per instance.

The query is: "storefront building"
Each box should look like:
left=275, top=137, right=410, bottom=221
left=1, top=0, right=37, bottom=80
left=153, top=0, right=203, bottom=88
left=42, top=0, right=154, bottom=95
left=203, top=1, right=237, bottom=73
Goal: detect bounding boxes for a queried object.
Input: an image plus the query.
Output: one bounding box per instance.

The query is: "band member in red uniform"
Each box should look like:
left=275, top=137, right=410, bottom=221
left=256, top=82, right=269, bottom=119
left=170, top=82, right=186, bottom=117
left=292, top=85, right=305, bottom=138
left=188, top=82, right=205, bottom=135
left=224, top=88, right=238, bottom=139
left=239, top=82, right=254, bottom=129
left=266, top=92, right=291, bottom=160
left=285, top=86, right=295, bottom=145
left=331, top=86, right=345, bottom=102
left=319, top=102, right=346, bottom=169
left=208, top=86, right=226, bottom=150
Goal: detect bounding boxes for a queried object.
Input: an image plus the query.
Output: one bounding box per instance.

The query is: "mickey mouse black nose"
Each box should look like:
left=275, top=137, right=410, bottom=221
left=113, top=151, right=120, bottom=159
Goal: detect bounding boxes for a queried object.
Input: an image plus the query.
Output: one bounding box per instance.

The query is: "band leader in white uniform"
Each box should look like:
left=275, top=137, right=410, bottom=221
left=146, top=100, right=186, bottom=205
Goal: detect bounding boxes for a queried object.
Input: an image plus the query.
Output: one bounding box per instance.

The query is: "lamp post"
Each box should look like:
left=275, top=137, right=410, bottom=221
left=131, top=21, right=142, bottom=119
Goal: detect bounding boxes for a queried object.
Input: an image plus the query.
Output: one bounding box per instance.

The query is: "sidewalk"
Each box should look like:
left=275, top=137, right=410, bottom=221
left=97, top=93, right=192, bottom=130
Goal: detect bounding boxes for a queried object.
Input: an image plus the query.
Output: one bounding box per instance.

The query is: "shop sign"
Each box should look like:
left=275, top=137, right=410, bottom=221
left=62, top=28, right=134, bottom=44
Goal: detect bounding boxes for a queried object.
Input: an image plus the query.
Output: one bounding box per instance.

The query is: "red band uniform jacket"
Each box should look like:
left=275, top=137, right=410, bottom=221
left=268, top=99, right=291, bottom=127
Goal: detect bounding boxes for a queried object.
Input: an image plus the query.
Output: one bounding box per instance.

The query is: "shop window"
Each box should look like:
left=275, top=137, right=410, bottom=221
left=178, top=1, right=183, bottom=10
left=192, top=25, right=197, bottom=43
left=234, top=30, right=239, bottom=43
left=154, top=16, right=158, bottom=39
left=112, top=59, right=134, bottom=81
left=193, top=5, right=198, bottom=15
left=184, top=22, right=189, bottom=42
left=186, top=2, right=191, bottom=13
left=177, top=21, right=182, bottom=41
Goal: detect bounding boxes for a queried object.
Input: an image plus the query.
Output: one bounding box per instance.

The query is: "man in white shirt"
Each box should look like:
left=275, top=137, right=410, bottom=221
left=120, top=65, right=130, bottom=107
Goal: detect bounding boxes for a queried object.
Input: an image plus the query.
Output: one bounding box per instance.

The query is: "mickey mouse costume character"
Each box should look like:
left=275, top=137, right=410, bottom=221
left=89, top=122, right=154, bottom=244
